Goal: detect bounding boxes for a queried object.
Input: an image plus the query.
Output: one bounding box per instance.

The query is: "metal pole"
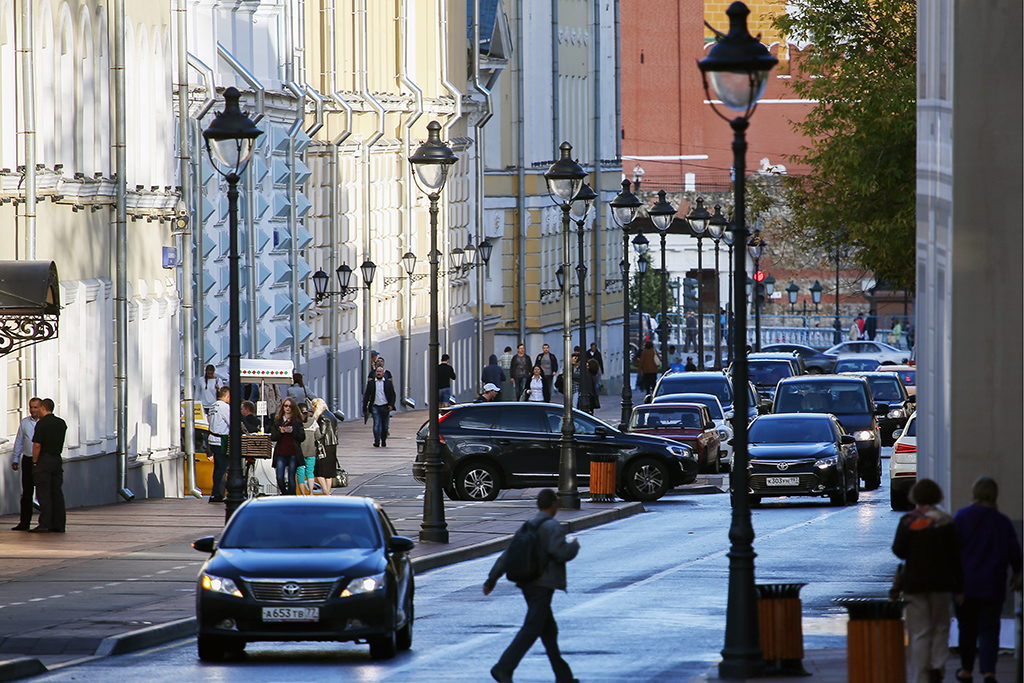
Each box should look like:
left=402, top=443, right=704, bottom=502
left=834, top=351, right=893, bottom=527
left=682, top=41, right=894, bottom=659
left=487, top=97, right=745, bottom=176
left=714, top=241, right=722, bottom=370
left=559, top=203, right=579, bottom=510
left=727, top=244, right=734, bottom=365
left=754, top=256, right=761, bottom=352
left=834, top=251, right=842, bottom=345
left=697, top=236, right=705, bottom=368
left=420, top=194, right=449, bottom=542
left=718, top=115, right=763, bottom=679
left=224, top=174, right=244, bottom=522
left=576, top=220, right=590, bottom=413
left=660, top=232, right=668, bottom=373
left=619, top=234, right=633, bottom=430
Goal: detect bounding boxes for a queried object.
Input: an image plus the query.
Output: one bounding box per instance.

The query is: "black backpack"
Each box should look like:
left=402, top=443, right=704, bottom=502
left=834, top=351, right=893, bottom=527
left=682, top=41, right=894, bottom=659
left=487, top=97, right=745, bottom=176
left=504, top=518, right=549, bottom=584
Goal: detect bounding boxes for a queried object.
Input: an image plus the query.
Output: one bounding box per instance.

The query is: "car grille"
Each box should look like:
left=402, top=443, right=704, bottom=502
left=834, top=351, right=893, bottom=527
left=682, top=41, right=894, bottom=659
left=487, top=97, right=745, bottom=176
left=245, top=579, right=337, bottom=602
left=750, top=473, right=820, bottom=492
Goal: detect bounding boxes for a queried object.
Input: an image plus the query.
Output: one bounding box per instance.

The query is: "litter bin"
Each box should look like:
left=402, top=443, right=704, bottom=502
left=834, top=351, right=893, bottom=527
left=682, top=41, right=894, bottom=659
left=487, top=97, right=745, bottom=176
left=834, top=598, right=905, bottom=683
left=588, top=453, right=617, bottom=502
left=757, top=582, right=809, bottom=676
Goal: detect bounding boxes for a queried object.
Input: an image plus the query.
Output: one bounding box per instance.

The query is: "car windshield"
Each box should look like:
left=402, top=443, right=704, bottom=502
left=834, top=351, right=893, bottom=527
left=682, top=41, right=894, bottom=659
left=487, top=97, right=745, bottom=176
left=867, top=377, right=903, bottom=401
left=750, top=418, right=834, bottom=444
left=656, top=377, right=731, bottom=403
left=630, top=408, right=703, bottom=430
left=747, top=361, right=791, bottom=386
left=835, top=358, right=880, bottom=372
left=775, top=382, right=869, bottom=414
left=660, top=395, right=723, bottom=419
left=220, top=505, right=381, bottom=550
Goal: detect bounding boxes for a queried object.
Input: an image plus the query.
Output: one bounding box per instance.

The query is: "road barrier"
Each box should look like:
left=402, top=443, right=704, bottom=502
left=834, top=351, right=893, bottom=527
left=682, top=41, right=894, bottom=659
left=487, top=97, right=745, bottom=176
left=835, top=598, right=906, bottom=683
left=757, top=582, right=808, bottom=676
left=588, top=453, right=617, bottom=503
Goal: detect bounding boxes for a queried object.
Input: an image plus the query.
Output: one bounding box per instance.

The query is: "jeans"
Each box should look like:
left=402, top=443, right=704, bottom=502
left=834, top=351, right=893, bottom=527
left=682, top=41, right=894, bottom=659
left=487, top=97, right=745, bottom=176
left=371, top=405, right=391, bottom=445
left=210, top=441, right=228, bottom=499
left=495, top=585, right=574, bottom=681
left=275, top=455, right=298, bottom=495
left=956, top=598, right=1002, bottom=674
left=17, top=458, right=35, bottom=526
left=513, top=377, right=528, bottom=401
left=33, top=453, right=65, bottom=531
left=439, top=388, right=452, bottom=406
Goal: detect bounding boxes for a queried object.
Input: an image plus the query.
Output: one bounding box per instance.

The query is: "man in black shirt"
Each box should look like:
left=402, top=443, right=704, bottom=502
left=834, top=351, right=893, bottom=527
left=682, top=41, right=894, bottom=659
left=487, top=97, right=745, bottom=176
left=31, top=398, right=68, bottom=533
left=438, top=354, right=457, bottom=405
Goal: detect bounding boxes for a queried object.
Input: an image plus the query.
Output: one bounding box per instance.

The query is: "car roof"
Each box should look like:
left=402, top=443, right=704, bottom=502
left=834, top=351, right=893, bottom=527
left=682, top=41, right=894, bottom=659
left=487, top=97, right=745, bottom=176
left=850, top=371, right=904, bottom=379
left=636, top=402, right=705, bottom=411
left=656, top=392, right=723, bottom=403
left=754, top=413, right=833, bottom=423
left=878, top=364, right=915, bottom=372
left=749, top=351, right=799, bottom=358
left=777, top=374, right=867, bottom=386
left=746, top=357, right=795, bottom=365
left=240, top=496, right=375, bottom=511
left=660, top=371, right=728, bottom=380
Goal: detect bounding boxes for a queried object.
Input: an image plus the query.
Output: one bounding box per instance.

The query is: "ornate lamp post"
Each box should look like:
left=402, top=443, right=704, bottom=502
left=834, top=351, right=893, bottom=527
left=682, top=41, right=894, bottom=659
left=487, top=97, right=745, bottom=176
left=633, top=232, right=650, bottom=342
left=810, top=280, right=823, bottom=314
left=747, top=230, right=766, bottom=351
left=544, top=142, right=587, bottom=510
left=409, top=121, right=458, bottom=543
left=698, top=2, right=777, bottom=677
left=686, top=197, right=712, bottom=369
left=202, top=87, right=263, bottom=524
left=708, top=204, right=729, bottom=369
left=571, top=181, right=598, bottom=413
left=833, top=245, right=843, bottom=345
left=786, top=282, right=799, bottom=315
left=609, top=181, right=642, bottom=429
left=722, top=226, right=735, bottom=364
left=647, top=190, right=676, bottom=373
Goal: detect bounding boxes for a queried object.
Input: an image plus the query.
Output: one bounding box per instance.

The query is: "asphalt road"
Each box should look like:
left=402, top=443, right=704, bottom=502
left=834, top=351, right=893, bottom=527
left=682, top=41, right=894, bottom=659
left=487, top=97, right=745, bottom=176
left=24, top=453, right=900, bottom=683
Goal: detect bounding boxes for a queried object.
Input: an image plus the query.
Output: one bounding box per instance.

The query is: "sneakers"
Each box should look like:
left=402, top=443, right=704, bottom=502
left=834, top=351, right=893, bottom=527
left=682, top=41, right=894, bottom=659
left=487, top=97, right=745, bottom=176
left=373, top=442, right=380, bottom=448
left=11, top=524, right=29, bottom=531
left=490, top=667, right=513, bottom=683
left=27, top=527, right=51, bottom=533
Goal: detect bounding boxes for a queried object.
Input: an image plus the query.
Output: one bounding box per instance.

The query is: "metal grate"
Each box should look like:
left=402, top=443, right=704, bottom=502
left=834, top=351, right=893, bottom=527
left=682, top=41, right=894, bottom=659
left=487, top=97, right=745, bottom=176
left=245, top=579, right=337, bottom=602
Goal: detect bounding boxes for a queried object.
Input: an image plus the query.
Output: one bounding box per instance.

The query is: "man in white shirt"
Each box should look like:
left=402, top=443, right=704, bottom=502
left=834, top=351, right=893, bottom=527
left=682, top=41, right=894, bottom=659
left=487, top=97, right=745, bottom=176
left=11, top=397, right=42, bottom=531
left=195, top=364, right=222, bottom=414
left=206, top=387, right=231, bottom=503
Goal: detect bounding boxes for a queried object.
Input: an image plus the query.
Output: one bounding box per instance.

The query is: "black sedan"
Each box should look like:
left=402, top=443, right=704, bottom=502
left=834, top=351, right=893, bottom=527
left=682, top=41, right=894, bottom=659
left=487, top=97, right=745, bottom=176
left=413, top=403, right=698, bottom=502
left=846, top=371, right=915, bottom=445
left=760, top=343, right=837, bottom=374
left=193, top=497, right=414, bottom=661
left=747, top=414, right=860, bottom=506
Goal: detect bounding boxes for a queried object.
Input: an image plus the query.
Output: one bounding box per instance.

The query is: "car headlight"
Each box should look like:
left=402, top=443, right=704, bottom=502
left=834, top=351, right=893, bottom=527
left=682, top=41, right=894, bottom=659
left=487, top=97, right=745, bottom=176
left=201, top=573, right=243, bottom=598
left=717, top=428, right=730, bottom=440
left=341, top=572, right=386, bottom=597
left=724, top=409, right=735, bottom=420
left=853, top=430, right=876, bottom=442
left=666, top=445, right=696, bottom=460
left=815, top=455, right=840, bottom=469
left=887, top=408, right=905, bottom=419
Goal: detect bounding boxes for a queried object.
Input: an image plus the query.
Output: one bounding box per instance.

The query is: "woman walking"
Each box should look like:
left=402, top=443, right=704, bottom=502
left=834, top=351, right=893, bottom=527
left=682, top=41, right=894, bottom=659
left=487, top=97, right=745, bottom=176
left=270, top=397, right=306, bottom=495
left=636, top=341, right=660, bottom=395
left=525, top=365, right=549, bottom=402
left=311, top=398, right=341, bottom=496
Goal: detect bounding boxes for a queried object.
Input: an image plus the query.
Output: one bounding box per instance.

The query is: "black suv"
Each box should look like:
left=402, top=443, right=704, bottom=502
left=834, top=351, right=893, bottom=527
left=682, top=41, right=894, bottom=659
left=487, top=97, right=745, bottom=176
left=652, top=371, right=760, bottom=422
left=413, top=403, right=698, bottom=502
left=771, top=375, right=883, bottom=490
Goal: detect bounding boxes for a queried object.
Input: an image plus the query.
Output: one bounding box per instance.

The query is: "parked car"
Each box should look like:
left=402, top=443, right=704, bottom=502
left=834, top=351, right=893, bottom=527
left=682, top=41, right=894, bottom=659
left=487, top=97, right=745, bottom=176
left=651, top=392, right=733, bottom=471
left=652, top=371, right=760, bottom=422
left=833, top=357, right=881, bottom=373
left=627, top=402, right=722, bottom=473
left=877, top=364, right=917, bottom=397
left=747, top=351, right=808, bottom=376
left=845, top=372, right=914, bottom=445
left=747, top=413, right=860, bottom=507
left=824, top=340, right=910, bottom=365
left=771, top=375, right=883, bottom=490
left=760, top=343, right=837, bottom=374
left=412, top=403, right=698, bottom=502
left=889, top=411, right=917, bottom=511
left=193, top=496, right=415, bottom=661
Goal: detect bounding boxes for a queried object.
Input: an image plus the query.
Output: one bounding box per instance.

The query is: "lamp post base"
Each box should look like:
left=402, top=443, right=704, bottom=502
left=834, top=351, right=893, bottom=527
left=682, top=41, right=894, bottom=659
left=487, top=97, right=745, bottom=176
left=718, top=656, right=767, bottom=680
left=557, top=490, right=581, bottom=510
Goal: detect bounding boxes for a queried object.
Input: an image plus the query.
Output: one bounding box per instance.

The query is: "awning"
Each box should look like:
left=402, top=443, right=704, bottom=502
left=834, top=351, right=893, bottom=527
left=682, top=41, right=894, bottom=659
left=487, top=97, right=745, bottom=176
left=0, top=261, right=60, bottom=356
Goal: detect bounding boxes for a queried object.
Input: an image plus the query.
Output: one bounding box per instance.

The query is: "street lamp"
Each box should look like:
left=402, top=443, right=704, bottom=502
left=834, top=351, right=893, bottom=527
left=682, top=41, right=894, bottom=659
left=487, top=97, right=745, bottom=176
left=708, top=204, right=729, bottom=369
left=202, top=87, right=263, bottom=524
left=722, top=226, right=736, bottom=364
left=698, top=2, right=777, bottom=677
left=409, top=120, right=458, bottom=543
left=833, top=244, right=844, bottom=345
left=810, top=279, right=823, bottom=313
left=632, top=231, right=650, bottom=344
left=786, top=282, right=799, bottom=314
left=543, top=141, right=587, bottom=510
left=686, top=197, right=712, bottom=369
left=747, top=229, right=767, bottom=351
left=610, top=180, right=642, bottom=430
left=571, top=181, right=598, bottom=413
left=648, top=190, right=676, bottom=374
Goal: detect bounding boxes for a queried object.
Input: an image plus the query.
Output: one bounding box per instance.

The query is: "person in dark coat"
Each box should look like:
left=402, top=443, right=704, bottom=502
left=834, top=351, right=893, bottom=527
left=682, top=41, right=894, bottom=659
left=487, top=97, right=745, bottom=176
left=362, top=366, right=396, bottom=448
left=270, top=397, right=306, bottom=495
left=438, top=354, right=457, bottom=405
left=865, top=309, right=878, bottom=340
left=481, top=354, right=506, bottom=400
left=510, top=344, right=533, bottom=401
left=483, top=488, right=580, bottom=683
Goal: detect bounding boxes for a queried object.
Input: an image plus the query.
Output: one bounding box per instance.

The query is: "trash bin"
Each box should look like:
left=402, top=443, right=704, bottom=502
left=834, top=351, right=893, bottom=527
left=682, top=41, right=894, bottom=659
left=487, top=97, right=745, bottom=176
left=757, top=583, right=809, bottom=676
left=834, top=598, right=905, bottom=683
left=588, top=453, right=617, bottom=502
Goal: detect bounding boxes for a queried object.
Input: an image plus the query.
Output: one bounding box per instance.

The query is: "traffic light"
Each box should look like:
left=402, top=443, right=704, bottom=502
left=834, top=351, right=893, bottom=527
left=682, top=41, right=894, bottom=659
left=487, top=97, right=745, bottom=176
left=682, top=277, right=698, bottom=311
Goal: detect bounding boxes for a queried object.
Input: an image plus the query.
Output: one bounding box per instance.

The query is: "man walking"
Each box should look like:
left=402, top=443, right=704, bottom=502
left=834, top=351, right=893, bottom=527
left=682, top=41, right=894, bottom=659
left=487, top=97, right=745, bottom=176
left=497, top=346, right=514, bottom=401
left=30, top=398, right=68, bottom=533
left=535, top=343, right=558, bottom=399
left=438, top=353, right=457, bottom=405
left=481, top=354, right=507, bottom=400
left=11, top=397, right=41, bottom=531
left=363, top=366, right=396, bottom=447
left=684, top=313, right=697, bottom=352
left=206, top=386, right=231, bottom=503
left=483, top=488, right=580, bottom=683
left=510, top=343, right=532, bottom=401
left=585, top=342, right=604, bottom=394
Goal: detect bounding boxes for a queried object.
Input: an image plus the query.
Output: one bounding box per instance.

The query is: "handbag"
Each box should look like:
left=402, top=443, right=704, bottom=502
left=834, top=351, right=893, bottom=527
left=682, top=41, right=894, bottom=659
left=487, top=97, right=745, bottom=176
left=333, top=467, right=348, bottom=488
left=314, top=439, right=327, bottom=459
left=889, top=562, right=904, bottom=600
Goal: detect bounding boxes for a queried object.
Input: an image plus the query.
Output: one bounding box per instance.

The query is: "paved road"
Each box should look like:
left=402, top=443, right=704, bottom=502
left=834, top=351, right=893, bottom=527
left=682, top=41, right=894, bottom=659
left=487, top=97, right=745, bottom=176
left=21, top=457, right=902, bottom=683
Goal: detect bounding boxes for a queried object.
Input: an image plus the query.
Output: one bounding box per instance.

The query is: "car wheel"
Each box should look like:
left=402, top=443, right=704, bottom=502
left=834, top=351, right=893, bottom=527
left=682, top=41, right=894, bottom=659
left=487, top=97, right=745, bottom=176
left=369, top=628, right=397, bottom=660
left=624, top=458, right=670, bottom=501
left=750, top=495, right=762, bottom=507
left=454, top=461, right=500, bottom=501
left=396, top=592, right=413, bottom=651
left=197, top=635, right=228, bottom=661
left=711, top=449, right=721, bottom=475
left=846, top=476, right=860, bottom=504
left=863, top=457, right=882, bottom=491
left=443, top=482, right=458, bottom=501
left=890, top=488, right=910, bottom=511
left=807, top=367, right=823, bottom=374
left=829, top=473, right=846, bottom=507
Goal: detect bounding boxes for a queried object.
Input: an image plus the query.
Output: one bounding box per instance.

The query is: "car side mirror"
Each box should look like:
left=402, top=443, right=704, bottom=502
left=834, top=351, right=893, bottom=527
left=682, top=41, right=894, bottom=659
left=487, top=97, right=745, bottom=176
left=643, top=394, right=653, bottom=405
left=388, top=536, right=415, bottom=553
left=193, top=536, right=216, bottom=553
left=892, top=429, right=903, bottom=440
left=840, top=435, right=856, bottom=445
left=704, top=422, right=715, bottom=430
left=595, top=425, right=610, bottom=437
left=907, top=393, right=916, bottom=403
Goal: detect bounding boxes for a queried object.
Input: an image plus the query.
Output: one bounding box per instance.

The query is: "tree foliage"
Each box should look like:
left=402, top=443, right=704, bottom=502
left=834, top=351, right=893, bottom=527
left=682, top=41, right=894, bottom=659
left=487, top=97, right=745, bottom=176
left=770, top=0, right=916, bottom=289
left=629, top=253, right=676, bottom=321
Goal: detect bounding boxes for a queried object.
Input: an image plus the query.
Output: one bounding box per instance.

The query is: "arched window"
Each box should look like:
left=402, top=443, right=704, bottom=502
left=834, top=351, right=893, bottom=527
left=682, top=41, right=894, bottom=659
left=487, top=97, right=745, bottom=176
left=58, top=8, right=75, bottom=173
left=78, top=7, right=95, bottom=174
left=36, top=2, right=55, bottom=167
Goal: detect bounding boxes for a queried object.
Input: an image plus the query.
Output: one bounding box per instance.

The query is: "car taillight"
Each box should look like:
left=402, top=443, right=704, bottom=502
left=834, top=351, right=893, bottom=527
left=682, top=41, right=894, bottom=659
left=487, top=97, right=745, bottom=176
left=894, top=442, right=916, bottom=454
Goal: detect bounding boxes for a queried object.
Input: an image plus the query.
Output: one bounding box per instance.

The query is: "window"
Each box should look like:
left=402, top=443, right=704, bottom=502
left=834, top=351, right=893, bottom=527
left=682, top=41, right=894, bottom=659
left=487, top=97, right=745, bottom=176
left=496, top=410, right=545, bottom=433
left=450, top=409, right=496, bottom=430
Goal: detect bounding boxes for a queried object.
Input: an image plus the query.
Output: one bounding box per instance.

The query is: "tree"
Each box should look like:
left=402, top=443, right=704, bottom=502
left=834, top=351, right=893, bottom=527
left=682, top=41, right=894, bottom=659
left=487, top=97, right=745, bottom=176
left=629, top=253, right=676, bottom=321
left=770, top=0, right=916, bottom=289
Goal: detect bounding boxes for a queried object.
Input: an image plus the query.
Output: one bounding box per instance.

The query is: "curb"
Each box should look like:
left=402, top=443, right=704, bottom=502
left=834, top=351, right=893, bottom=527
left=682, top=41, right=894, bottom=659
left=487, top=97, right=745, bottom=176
left=0, top=658, right=46, bottom=683
left=95, top=617, right=197, bottom=657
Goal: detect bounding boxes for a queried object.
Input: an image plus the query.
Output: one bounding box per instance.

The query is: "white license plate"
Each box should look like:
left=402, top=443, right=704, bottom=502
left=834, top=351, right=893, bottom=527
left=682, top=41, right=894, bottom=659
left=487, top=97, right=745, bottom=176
left=765, top=476, right=800, bottom=487
left=262, top=607, right=319, bottom=622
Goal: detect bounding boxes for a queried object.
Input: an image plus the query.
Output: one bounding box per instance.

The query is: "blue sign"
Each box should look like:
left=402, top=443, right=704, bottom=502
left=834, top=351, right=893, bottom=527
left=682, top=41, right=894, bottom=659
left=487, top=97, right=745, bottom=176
left=162, top=246, right=178, bottom=268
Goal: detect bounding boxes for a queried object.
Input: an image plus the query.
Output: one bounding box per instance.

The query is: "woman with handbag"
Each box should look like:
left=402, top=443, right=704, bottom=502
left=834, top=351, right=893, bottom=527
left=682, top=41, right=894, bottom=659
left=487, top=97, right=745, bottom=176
left=270, top=397, right=305, bottom=495
left=524, top=365, right=549, bottom=402
left=311, top=398, right=340, bottom=496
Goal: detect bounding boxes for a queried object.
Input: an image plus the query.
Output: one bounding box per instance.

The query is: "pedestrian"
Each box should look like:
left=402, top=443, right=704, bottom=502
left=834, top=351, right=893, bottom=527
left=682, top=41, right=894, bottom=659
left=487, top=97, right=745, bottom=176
left=849, top=317, right=861, bottom=341
left=366, top=355, right=393, bottom=381
left=270, top=397, right=305, bottom=495
left=857, top=313, right=867, bottom=337
left=10, top=397, right=41, bottom=531
left=891, top=319, right=903, bottom=348
left=294, top=406, right=318, bottom=496
left=363, top=365, right=396, bottom=447
left=585, top=342, right=604, bottom=393
left=535, top=343, right=558, bottom=398
left=569, top=353, right=581, bottom=407
left=892, top=478, right=963, bottom=683
left=29, top=398, right=67, bottom=533
left=866, top=308, right=878, bottom=340
left=483, top=488, right=580, bottom=683
left=637, top=341, right=660, bottom=394
left=585, top=358, right=601, bottom=411
left=720, top=307, right=728, bottom=343
left=311, top=398, right=341, bottom=497
left=240, top=400, right=261, bottom=434
left=685, top=356, right=697, bottom=372
left=481, top=354, right=507, bottom=400
left=525, top=365, right=549, bottom=402
left=474, top=383, right=500, bottom=403
left=907, top=321, right=915, bottom=349
left=498, top=346, right=515, bottom=401
left=206, top=386, right=231, bottom=504
left=953, top=477, right=1022, bottom=683
left=438, top=353, right=457, bottom=405
left=510, top=343, right=532, bottom=401
left=286, top=372, right=315, bottom=415
left=195, top=364, right=222, bottom=414
left=684, top=312, right=697, bottom=352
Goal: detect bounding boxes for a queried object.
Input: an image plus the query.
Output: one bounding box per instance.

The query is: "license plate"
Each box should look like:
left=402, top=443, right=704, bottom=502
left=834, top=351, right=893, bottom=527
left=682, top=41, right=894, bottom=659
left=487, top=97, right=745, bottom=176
left=765, top=476, right=799, bottom=487
left=262, top=607, right=319, bottom=622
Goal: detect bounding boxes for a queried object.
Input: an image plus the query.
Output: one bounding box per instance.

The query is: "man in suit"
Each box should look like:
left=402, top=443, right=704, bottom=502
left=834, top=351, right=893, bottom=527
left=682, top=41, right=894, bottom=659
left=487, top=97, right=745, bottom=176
left=30, top=398, right=68, bottom=533
left=363, top=366, right=396, bottom=448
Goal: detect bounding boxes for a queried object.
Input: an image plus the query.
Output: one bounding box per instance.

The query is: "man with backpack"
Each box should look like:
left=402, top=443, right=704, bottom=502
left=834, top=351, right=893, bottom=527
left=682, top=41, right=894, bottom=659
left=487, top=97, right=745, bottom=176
left=483, top=489, right=581, bottom=683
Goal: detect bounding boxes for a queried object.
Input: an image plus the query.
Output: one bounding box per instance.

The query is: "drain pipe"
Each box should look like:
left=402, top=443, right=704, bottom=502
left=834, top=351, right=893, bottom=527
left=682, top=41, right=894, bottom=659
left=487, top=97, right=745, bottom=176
left=591, top=0, right=603, bottom=354
left=515, top=0, right=526, bottom=345
left=357, top=0, right=386, bottom=382
left=471, top=0, right=494, bottom=394
left=437, top=0, right=463, bottom=343
left=550, top=0, right=560, bottom=151
left=613, top=0, right=622, bottom=161
left=283, top=0, right=307, bottom=370
left=113, top=0, right=133, bottom=502
left=19, top=0, right=37, bottom=402
left=398, top=0, right=424, bottom=409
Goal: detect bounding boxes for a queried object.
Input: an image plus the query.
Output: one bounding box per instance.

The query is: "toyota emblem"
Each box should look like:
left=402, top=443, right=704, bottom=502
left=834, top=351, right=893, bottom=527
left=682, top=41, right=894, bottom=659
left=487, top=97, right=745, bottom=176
left=282, top=583, right=301, bottom=597
left=776, top=462, right=790, bottom=471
